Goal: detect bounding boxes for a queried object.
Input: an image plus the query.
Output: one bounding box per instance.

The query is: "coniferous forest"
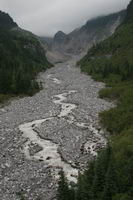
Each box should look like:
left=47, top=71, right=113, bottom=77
left=0, top=11, right=51, bottom=103
left=57, top=1, right=133, bottom=200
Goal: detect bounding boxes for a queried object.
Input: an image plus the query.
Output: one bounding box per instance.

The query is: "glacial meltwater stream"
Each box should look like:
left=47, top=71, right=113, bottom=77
left=19, top=90, right=79, bottom=182
left=19, top=75, right=108, bottom=183
left=0, top=60, right=113, bottom=199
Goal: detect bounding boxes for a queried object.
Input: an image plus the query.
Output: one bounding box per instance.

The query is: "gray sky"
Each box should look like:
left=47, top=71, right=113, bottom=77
left=0, top=0, right=130, bottom=36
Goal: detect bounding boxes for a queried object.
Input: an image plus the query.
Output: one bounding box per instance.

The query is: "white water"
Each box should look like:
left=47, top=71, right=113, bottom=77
left=53, top=91, right=77, bottom=117
left=84, top=124, right=106, bottom=156
left=52, top=78, right=61, bottom=84
left=0, top=58, right=113, bottom=199
left=47, top=74, right=61, bottom=84
left=19, top=118, right=78, bottom=182
left=19, top=90, right=79, bottom=182
left=19, top=84, right=106, bottom=182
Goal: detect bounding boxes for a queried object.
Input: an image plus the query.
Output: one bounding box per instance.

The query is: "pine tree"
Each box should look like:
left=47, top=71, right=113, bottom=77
left=75, top=172, right=83, bottom=200
left=92, top=147, right=111, bottom=199
left=57, top=170, right=70, bottom=200
left=81, top=161, right=95, bottom=200
left=102, top=160, right=118, bottom=200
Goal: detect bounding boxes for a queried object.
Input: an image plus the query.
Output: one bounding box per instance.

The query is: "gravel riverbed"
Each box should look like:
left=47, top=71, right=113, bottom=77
left=0, top=58, right=113, bottom=200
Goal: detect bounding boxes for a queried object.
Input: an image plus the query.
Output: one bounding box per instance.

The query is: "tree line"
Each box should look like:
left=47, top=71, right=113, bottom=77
left=57, top=0, right=133, bottom=199
left=0, top=28, right=51, bottom=102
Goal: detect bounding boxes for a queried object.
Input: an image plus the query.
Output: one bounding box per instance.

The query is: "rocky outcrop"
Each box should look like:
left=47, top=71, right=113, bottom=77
left=51, top=10, right=126, bottom=55
left=52, top=31, right=68, bottom=52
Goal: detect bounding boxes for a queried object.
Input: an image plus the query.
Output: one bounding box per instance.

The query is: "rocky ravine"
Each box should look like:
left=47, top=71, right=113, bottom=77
left=0, top=58, right=113, bottom=200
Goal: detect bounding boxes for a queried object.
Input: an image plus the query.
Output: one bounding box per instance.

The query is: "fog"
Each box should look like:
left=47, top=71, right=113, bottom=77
left=0, top=0, right=130, bottom=36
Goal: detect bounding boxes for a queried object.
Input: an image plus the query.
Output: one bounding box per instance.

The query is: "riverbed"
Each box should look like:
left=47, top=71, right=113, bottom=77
left=0, top=58, right=113, bottom=200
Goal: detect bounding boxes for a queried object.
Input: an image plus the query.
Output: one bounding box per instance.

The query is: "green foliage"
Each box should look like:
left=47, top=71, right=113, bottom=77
left=0, top=94, right=11, bottom=103
left=92, top=147, right=111, bottom=199
left=0, top=29, right=51, bottom=97
left=78, top=162, right=95, bottom=200
left=16, top=190, right=26, bottom=200
left=102, top=161, right=118, bottom=200
left=57, top=1, right=133, bottom=200
left=125, top=0, right=133, bottom=23
left=81, top=10, right=125, bottom=34
left=58, top=148, right=121, bottom=200
left=113, top=193, right=133, bottom=200
left=57, top=170, right=73, bottom=200
left=0, top=12, right=52, bottom=102
left=79, top=1, right=133, bottom=137
left=99, top=81, right=133, bottom=135
left=58, top=146, right=132, bottom=200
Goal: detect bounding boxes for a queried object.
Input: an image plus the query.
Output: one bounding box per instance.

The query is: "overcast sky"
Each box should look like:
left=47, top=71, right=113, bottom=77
left=0, top=0, right=130, bottom=36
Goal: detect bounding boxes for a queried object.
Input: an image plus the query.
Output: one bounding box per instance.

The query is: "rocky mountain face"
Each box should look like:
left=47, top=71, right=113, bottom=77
left=39, top=36, right=53, bottom=50
left=54, top=31, right=67, bottom=43
left=51, top=10, right=126, bottom=55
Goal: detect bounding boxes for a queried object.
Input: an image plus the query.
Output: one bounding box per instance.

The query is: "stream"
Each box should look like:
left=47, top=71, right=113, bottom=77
left=0, top=58, right=113, bottom=200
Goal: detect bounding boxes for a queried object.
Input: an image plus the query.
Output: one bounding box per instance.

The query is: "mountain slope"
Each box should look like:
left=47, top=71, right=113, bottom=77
left=125, top=0, right=133, bottom=22
left=0, top=11, right=17, bottom=29
left=57, top=0, right=133, bottom=199
left=77, top=0, right=133, bottom=199
left=52, top=10, right=126, bottom=55
left=0, top=11, right=52, bottom=103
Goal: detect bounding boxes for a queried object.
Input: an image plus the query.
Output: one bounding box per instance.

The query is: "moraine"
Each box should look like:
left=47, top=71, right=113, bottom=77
left=0, top=57, right=113, bottom=200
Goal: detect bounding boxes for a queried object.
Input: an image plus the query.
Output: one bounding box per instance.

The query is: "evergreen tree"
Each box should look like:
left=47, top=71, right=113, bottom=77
left=57, top=170, right=70, bottom=200
left=81, top=161, right=95, bottom=200
left=75, top=172, right=83, bottom=200
left=102, top=160, right=118, bottom=200
left=92, top=147, right=111, bottom=199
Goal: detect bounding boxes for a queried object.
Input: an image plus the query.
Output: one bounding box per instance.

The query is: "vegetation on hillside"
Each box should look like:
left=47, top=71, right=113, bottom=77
left=0, top=10, right=17, bottom=29
left=81, top=10, right=125, bottom=33
left=57, top=0, right=133, bottom=199
left=0, top=12, right=52, bottom=103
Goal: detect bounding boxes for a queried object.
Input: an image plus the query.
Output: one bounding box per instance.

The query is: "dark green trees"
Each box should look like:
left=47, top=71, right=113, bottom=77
left=57, top=1, right=133, bottom=200
left=57, top=144, right=132, bottom=199
left=75, top=162, right=95, bottom=200
left=57, top=170, right=74, bottom=200
left=0, top=11, right=51, bottom=102
left=102, top=161, right=118, bottom=200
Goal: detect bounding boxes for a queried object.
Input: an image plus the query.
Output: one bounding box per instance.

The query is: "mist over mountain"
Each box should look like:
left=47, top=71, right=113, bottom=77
left=0, top=0, right=133, bottom=199
left=59, top=0, right=133, bottom=199
left=44, top=10, right=126, bottom=57
left=0, top=0, right=129, bottom=36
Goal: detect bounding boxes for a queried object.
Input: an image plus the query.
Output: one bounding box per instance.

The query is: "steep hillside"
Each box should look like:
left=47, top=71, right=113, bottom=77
left=125, top=0, right=133, bottom=22
left=40, top=36, right=53, bottom=50
left=58, top=0, right=133, bottom=200
left=52, top=10, right=126, bottom=55
left=52, top=31, right=67, bottom=52
left=0, top=11, right=52, bottom=103
left=0, top=11, right=17, bottom=29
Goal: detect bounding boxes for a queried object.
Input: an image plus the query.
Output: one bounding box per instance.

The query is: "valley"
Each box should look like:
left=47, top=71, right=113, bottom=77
left=0, top=1, right=133, bottom=199
left=0, top=56, right=113, bottom=200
